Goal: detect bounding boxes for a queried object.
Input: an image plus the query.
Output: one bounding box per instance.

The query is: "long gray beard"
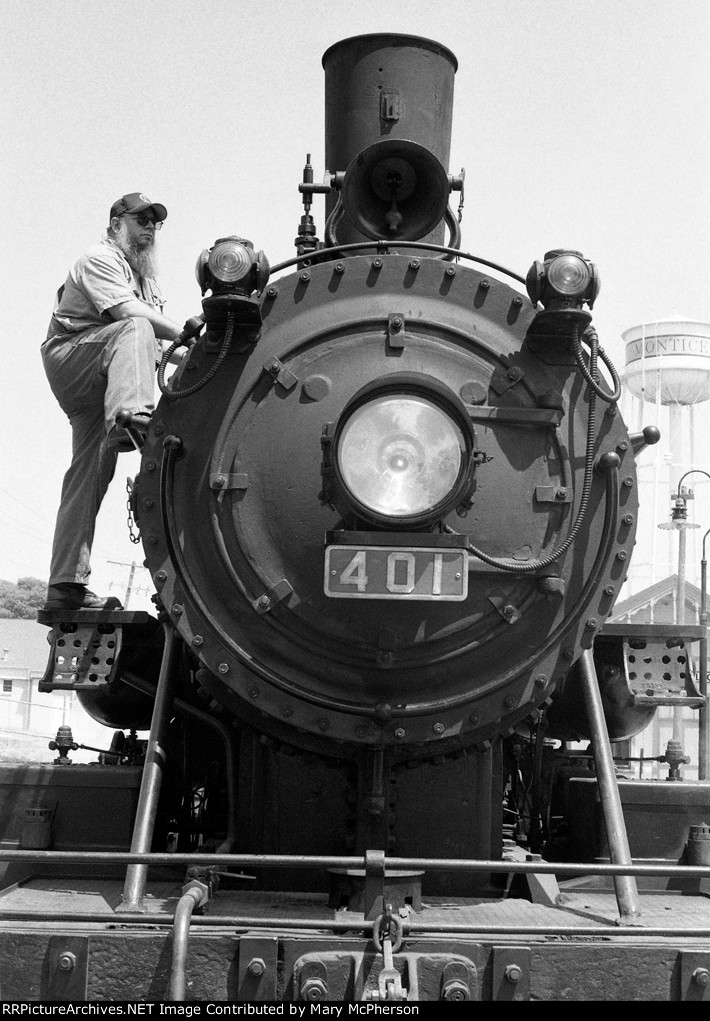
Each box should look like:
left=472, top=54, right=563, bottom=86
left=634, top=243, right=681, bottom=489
left=126, top=244, right=158, bottom=279
left=124, top=241, right=158, bottom=280
left=112, top=224, right=159, bottom=279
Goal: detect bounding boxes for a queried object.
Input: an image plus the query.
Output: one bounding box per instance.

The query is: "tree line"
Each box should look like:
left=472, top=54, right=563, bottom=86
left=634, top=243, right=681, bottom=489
left=0, top=577, right=47, bottom=618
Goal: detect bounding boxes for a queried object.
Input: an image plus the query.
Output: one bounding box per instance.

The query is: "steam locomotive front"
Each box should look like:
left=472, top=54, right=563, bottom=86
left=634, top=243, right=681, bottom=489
left=136, top=34, right=640, bottom=753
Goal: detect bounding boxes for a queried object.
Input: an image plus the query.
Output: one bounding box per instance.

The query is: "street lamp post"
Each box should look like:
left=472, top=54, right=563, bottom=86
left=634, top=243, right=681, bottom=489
left=667, top=470, right=710, bottom=780
left=658, top=486, right=699, bottom=757
left=700, top=526, right=709, bottom=778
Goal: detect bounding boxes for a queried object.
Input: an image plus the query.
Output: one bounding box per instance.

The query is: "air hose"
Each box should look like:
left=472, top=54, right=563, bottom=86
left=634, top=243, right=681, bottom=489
left=158, top=314, right=233, bottom=400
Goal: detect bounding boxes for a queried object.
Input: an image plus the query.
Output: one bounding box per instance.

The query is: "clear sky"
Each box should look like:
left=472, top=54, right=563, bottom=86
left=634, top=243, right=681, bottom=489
left=2, top=0, right=709, bottom=609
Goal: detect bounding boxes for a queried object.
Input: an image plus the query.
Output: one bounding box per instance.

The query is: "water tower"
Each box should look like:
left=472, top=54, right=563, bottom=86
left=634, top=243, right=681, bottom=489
left=621, top=316, right=710, bottom=596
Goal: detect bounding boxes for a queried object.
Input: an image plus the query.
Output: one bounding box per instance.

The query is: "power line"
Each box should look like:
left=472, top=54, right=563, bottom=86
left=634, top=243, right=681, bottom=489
left=107, top=559, right=150, bottom=609
left=0, top=489, right=57, bottom=527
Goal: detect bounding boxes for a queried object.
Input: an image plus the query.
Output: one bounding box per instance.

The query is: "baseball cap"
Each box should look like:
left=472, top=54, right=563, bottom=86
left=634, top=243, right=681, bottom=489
left=110, top=192, right=168, bottom=222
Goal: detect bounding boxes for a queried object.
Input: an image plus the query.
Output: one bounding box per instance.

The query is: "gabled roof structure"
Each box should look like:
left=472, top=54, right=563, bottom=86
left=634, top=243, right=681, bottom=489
left=610, top=574, right=702, bottom=624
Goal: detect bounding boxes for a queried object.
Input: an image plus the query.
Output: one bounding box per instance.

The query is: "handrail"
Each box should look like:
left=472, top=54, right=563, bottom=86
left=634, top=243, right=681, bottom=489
left=2, top=848, right=709, bottom=878
left=1, top=909, right=710, bottom=939
left=268, top=241, right=527, bottom=285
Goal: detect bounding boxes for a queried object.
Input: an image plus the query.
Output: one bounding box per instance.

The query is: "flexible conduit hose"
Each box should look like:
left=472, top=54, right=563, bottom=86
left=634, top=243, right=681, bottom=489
left=158, top=315, right=234, bottom=399
left=461, top=322, right=601, bottom=573
left=573, top=326, right=622, bottom=403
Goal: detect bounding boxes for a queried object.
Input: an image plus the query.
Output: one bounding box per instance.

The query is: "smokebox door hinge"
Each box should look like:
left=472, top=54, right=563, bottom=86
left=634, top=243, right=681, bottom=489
left=535, top=485, right=572, bottom=504
left=210, top=472, right=249, bottom=491
left=387, top=313, right=406, bottom=350
left=263, top=356, right=298, bottom=390
left=253, top=578, right=293, bottom=614
left=488, top=591, right=521, bottom=624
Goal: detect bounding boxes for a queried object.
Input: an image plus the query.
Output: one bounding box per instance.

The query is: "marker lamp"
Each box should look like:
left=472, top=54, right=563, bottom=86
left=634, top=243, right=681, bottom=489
left=195, top=236, right=270, bottom=296
left=526, top=249, right=600, bottom=309
left=208, top=239, right=252, bottom=284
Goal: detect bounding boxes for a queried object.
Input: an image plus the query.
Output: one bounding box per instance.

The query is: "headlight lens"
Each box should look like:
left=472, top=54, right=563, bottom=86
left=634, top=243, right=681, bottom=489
left=337, top=394, right=467, bottom=518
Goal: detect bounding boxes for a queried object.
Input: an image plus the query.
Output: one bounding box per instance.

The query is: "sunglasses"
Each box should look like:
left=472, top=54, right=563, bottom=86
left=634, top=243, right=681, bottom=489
left=124, top=213, right=163, bottom=230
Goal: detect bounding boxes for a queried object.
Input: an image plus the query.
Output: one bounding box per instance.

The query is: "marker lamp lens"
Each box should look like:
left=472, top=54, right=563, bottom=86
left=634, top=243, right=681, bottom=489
left=547, top=254, right=591, bottom=296
left=208, top=241, right=252, bottom=283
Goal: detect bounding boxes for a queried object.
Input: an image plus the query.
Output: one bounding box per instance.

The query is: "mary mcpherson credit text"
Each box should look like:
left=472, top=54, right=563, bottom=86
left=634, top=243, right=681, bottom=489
left=1, top=1007, right=421, bottom=1016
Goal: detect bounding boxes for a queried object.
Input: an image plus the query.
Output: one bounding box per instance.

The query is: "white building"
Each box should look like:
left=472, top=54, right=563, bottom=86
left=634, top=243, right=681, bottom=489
left=611, top=316, right=710, bottom=780
left=619, top=316, right=710, bottom=598
left=0, top=617, right=114, bottom=763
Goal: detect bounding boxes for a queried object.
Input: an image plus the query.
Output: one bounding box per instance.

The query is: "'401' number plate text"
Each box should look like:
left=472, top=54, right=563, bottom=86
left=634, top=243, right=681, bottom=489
left=324, top=545, right=468, bottom=601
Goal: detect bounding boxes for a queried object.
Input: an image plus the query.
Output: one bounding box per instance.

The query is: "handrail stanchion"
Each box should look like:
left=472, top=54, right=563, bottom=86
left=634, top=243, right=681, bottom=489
left=578, top=647, right=641, bottom=922
left=117, top=621, right=179, bottom=912
left=699, top=529, right=709, bottom=780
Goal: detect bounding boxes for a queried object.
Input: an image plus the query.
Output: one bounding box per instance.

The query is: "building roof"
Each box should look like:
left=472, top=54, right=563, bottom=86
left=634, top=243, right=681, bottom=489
left=610, top=574, right=702, bottom=623
left=0, top=618, right=51, bottom=674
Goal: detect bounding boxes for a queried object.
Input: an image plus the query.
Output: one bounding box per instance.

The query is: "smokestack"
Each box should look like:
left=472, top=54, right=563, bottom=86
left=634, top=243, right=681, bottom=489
left=321, top=34, right=458, bottom=246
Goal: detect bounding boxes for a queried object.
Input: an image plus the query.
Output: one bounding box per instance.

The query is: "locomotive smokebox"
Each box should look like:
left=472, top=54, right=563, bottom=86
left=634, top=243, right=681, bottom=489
left=322, top=34, right=458, bottom=245
left=136, top=31, right=638, bottom=757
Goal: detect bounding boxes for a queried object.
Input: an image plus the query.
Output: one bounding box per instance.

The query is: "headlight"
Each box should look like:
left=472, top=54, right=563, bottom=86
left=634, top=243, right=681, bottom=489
left=328, top=375, right=476, bottom=528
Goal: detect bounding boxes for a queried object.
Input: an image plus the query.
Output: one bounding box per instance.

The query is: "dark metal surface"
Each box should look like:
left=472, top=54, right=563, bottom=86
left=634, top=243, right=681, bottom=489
left=37, top=610, right=158, bottom=696
left=7, top=34, right=702, bottom=1003
left=492, top=945, right=530, bottom=1001
left=321, top=35, right=457, bottom=245
left=3, top=881, right=710, bottom=999
left=237, top=934, right=278, bottom=1000
left=139, top=254, right=637, bottom=751
left=46, top=935, right=88, bottom=1001
left=39, top=621, right=123, bottom=691
left=680, top=952, right=710, bottom=1000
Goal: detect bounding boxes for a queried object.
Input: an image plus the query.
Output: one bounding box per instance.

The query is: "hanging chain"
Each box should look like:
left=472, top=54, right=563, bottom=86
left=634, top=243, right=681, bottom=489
left=457, top=172, right=465, bottom=223
left=126, top=478, right=141, bottom=545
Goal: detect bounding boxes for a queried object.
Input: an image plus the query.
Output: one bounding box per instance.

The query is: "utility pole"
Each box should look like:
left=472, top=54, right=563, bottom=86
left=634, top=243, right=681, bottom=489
left=107, top=560, right=140, bottom=609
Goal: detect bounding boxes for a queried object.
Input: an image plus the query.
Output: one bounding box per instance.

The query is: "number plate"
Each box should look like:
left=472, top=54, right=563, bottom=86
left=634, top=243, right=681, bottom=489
left=324, top=545, right=468, bottom=601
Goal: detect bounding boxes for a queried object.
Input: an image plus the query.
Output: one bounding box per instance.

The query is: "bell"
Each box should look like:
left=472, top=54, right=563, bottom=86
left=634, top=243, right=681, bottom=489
left=341, top=139, right=450, bottom=241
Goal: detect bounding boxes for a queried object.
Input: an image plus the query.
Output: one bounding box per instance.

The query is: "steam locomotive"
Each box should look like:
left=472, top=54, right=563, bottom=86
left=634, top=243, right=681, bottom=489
left=2, top=33, right=710, bottom=1003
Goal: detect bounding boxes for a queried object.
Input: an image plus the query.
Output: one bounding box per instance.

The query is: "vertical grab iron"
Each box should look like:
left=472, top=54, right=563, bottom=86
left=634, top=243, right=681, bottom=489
left=117, top=621, right=179, bottom=912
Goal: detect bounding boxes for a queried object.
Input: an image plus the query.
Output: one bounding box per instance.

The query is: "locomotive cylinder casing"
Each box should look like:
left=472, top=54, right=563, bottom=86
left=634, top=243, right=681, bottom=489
left=322, top=33, right=458, bottom=244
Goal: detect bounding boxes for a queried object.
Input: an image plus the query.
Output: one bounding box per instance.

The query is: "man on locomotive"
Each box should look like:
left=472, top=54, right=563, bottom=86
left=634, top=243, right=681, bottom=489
left=41, top=192, right=184, bottom=612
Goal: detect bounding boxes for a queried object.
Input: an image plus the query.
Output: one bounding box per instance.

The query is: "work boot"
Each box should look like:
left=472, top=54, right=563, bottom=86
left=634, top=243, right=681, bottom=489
left=44, top=583, right=123, bottom=612
left=106, top=411, right=152, bottom=453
